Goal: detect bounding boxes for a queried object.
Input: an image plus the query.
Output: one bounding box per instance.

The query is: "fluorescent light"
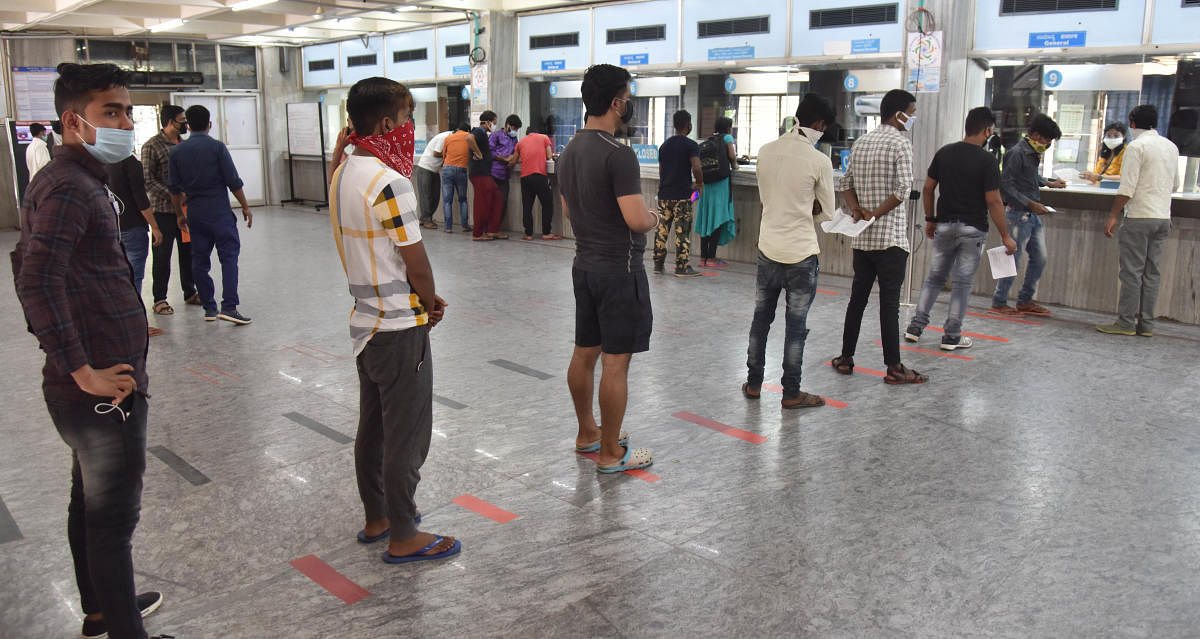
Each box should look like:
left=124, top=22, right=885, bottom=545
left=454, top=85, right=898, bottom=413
left=232, top=0, right=274, bottom=11
left=150, top=19, right=184, bottom=32
left=988, top=59, right=1025, bottom=67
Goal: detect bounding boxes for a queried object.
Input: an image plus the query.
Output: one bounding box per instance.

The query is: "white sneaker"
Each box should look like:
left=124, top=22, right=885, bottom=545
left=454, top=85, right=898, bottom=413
left=904, top=330, right=920, bottom=343
left=940, top=335, right=973, bottom=351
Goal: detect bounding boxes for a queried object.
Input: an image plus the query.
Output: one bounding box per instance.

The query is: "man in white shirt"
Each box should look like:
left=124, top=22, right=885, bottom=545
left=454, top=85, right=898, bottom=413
left=415, top=129, right=451, bottom=229
left=25, top=122, right=52, bottom=180
left=1097, top=104, right=1181, bottom=337
left=742, top=94, right=836, bottom=409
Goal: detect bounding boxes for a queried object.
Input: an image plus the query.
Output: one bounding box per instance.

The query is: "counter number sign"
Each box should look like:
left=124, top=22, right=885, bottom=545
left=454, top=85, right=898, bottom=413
left=461, top=86, right=470, bottom=100
left=629, top=80, right=638, bottom=96
left=1044, top=70, right=1063, bottom=88
left=723, top=77, right=736, bottom=93
left=548, top=82, right=559, bottom=97
left=844, top=74, right=859, bottom=91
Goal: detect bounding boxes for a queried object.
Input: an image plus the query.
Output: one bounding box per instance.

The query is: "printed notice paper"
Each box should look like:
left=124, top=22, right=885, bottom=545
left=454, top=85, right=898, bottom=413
left=987, top=246, right=1018, bottom=279
left=821, top=209, right=875, bottom=238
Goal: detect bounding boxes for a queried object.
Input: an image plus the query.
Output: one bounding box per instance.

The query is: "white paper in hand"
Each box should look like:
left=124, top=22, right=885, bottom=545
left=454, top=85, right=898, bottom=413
left=820, top=209, right=875, bottom=238
left=987, top=246, right=1018, bottom=279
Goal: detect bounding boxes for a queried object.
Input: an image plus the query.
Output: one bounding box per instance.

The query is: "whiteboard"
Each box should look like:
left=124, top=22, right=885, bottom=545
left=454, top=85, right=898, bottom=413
left=286, top=102, right=323, bottom=156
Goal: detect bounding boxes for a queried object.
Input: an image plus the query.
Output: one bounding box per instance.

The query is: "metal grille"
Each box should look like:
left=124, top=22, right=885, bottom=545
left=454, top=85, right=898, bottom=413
left=529, top=32, right=580, bottom=49
left=392, top=48, right=428, bottom=63
left=607, top=25, right=667, bottom=44
left=346, top=54, right=377, bottom=68
left=697, top=16, right=770, bottom=38
left=810, top=3, right=898, bottom=28
left=307, top=59, right=334, bottom=72
left=999, top=0, right=1118, bottom=14
left=444, top=43, right=470, bottom=58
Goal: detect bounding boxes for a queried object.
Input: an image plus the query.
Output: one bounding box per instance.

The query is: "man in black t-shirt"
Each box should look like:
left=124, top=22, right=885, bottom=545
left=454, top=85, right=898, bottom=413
left=559, top=63, right=658, bottom=474
left=654, top=110, right=704, bottom=277
left=469, top=111, right=502, bottom=240
left=107, top=154, right=165, bottom=336
left=904, top=107, right=1017, bottom=351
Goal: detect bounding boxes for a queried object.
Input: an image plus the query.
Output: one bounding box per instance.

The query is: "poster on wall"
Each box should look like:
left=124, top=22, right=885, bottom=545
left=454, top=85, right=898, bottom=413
left=471, top=63, right=488, bottom=106
left=1056, top=105, right=1086, bottom=136
left=12, top=67, right=59, bottom=121
left=904, top=32, right=942, bottom=93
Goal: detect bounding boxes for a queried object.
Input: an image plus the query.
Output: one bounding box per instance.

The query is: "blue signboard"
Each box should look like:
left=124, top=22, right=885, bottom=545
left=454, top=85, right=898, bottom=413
left=632, top=144, right=658, bottom=164
left=541, top=59, right=566, bottom=71
left=548, top=82, right=559, bottom=96
left=1043, top=70, right=1063, bottom=88
left=452, top=64, right=470, bottom=75
left=620, top=53, right=649, bottom=66
left=461, top=86, right=470, bottom=100
left=629, top=80, right=639, bottom=96
left=1028, top=31, right=1086, bottom=48
left=851, top=39, right=881, bottom=54
left=723, top=77, right=736, bottom=93
left=839, top=149, right=850, bottom=172
left=414, top=140, right=427, bottom=156
left=844, top=74, right=859, bottom=91
left=708, top=46, right=754, bottom=61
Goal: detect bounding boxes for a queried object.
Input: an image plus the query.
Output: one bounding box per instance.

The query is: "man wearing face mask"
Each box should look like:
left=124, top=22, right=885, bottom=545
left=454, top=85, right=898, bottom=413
left=168, top=105, right=253, bottom=325
left=653, top=109, right=703, bottom=276
left=143, top=105, right=197, bottom=317
left=12, top=62, right=170, bottom=639
left=469, top=111, right=502, bottom=241
left=742, top=93, right=837, bottom=408
left=832, top=89, right=927, bottom=385
left=990, top=113, right=1067, bottom=316
left=489, top=114, right=523, bottom=234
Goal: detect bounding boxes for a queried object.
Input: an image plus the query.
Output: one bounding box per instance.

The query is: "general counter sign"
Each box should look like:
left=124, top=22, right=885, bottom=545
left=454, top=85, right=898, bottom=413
left=541, top=59, right=566, bottom=71
left=620, top=53, right=649, bottom=66
left=1028, top=31, right=1086, bottom=48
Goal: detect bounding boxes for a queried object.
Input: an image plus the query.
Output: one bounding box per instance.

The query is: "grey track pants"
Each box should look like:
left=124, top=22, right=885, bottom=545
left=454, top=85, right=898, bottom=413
left=1117, top=217, right=1171, bottom=332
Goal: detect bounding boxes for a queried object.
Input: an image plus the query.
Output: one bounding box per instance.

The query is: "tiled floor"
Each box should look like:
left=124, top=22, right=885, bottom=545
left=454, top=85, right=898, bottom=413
left=2, top=206, right=1199, bottom=638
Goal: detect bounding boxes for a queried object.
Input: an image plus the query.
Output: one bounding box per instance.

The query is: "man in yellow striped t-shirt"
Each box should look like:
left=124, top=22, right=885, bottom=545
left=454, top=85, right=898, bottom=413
left=329, top=76, right=459, bottom=565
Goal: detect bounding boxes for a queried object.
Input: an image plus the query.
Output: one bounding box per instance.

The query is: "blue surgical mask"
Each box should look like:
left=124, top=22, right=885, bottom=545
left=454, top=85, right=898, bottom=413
left=507, top=129, right=517, bottom=138
left=77, top=114, right=134, bottom=164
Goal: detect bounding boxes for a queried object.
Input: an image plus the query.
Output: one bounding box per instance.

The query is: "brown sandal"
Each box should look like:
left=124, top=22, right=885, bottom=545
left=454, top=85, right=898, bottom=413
left=153, top=300, right=174, bottom=315
left=781, top=392, right=826, bottom=409
left=831, top=355, right=854, bottom=375
left=884, top=364, right=927, bottom=385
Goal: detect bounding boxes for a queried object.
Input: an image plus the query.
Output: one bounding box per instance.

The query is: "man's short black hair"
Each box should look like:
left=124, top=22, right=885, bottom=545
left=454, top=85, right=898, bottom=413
left=479, top=110, right=497, bottom=124
left=185, top=105, right=211, bottom=132
left=1027, top=113, right=1062, bottom=140
left=672, top=109, right=692, bottom=131
left=581, top=64, right=631, bottom=118
left=29, top=123, right=46, bottom=137
left=53, top=62, right=132, bottom=118
left=795, top=94, right=835, bottom=128
left=505, top=114, right=522, bottom=129
left=879, top=89, right=916, bottom=123
left=161, top=104, right=185, bottom=128
left=714, top=116, right=733, bottom=135
left=456, top=122, right=470, bottom=132
left=346, top=77, right=414, bottom=134
left=1129, top=104, right=1158, bottom=130
left=965, top=106, right=996, bottom=137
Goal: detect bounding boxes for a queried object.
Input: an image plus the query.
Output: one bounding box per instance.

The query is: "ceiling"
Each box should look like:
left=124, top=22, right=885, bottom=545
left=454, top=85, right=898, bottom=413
left=0, top=0, right=591, bottom=45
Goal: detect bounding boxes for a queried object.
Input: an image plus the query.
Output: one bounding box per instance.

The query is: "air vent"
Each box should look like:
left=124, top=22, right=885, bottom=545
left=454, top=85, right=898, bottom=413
left=393, top=48, right=428, bottom=63
left=346, top=54, right=377, bottom=68
left=530, top=32, right=580, bottom=49
left=697, top=16, right=769, bottom=39
left=445, top=43, right=469, bottom=58
left=308, top=59, right=335, bottom=72
left=810, top=3, right=898, bottom=28
left=1185, top=0, right=1200, bottom=6
left=999, top=0, right=1117, bottom=15
left=607, top=24, right=666, bottom=44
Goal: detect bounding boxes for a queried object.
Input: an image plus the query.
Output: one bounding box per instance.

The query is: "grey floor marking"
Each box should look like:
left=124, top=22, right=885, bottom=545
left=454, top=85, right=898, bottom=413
left=488, top=359, right=554, bottom=380
left=433, top=394, right=468, bottom=409
left=0, top=496, right=22, bottom=544
left=283, top=412, right=353, bottom=444
left=148, top=446, right=212, bottom=486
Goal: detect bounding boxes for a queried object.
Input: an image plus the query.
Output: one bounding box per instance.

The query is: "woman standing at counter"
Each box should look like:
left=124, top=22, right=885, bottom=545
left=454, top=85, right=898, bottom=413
left=1081, top=122, right=1127, bottom=184
left=695, top=117, right=738, bottom=266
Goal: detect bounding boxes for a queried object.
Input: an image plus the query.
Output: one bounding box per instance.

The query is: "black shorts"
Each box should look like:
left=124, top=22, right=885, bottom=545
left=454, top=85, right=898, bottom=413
left=572, top=267, right=653, bottom=354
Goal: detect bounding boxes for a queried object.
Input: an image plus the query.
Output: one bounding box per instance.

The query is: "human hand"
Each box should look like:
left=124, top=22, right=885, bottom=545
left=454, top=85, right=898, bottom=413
left=151, top=227, right=163, bottom=247
left=1003, top=235, right=1017, bottom=255
left=428, top=295, right=448, bottom=327
left=1104, top=215, right=1119, bottom=238
left=1080, top=171, right=1099, bottom=184
left=1048, top=178, right=1067, bottom=189
left=1029, top=202, right=1049, bottom=215
left=177, top=214, right=189, bottom=234
left=925, top=221, right=937, bottom=239
left=472, top=151, right=483, bottom=161
left=851, top=207, right=871, bottom=221
left=335, top=126, right=352, bottom=152
left=72, top=364, right=137, bottom=404
left=242, top=206, right=253, bottom=228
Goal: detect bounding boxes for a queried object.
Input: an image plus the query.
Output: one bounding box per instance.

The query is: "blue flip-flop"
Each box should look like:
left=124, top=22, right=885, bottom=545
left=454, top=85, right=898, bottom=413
left=381, top=536, right=462, bottom=564
left=575, top=431, right=630, bottom=453
left=596, top=446, right=653, bottom=473
left=356, top=514, right=422, bottom=543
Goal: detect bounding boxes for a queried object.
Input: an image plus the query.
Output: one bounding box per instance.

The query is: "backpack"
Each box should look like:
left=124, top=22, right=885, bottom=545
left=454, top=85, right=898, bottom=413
left=698, top=134, right=731, bottom=184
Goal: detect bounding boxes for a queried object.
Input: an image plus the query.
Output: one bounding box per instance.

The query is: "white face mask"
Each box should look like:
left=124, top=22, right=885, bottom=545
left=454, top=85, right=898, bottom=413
left=897, top=112, right=916, bottom=131
left=1102, top=137, right=1124, bottom=150
left=798, top=126, right=824, bottom=146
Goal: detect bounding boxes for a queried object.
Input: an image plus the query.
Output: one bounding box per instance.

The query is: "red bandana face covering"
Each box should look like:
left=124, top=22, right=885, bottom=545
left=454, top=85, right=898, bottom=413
left=349, top=120, right=414, bottom=178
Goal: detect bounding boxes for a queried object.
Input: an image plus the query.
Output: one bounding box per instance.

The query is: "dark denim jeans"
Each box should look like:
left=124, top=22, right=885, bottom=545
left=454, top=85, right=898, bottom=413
left=746, top=253, right=819, bottom=397
left=440, top=166, right=469, bottom=227
left=908, top=222, right=987, bottom=339
left=119, top=227, right=149, bottom=298
left=992, top=208, right=1047, bottom=307
left=46, top=393, right=148, bottom=639
left=189, top=211, right=241, bottom=314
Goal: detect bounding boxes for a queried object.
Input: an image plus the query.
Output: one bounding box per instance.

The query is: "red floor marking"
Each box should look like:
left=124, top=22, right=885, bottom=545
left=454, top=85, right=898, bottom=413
left=701, top=271, right=720, bottom=277
left=290, top=555, right=370, bottom=605
left=965, top=311, right=1043, bottom=326
left=575, top=451, right=661, bottom=482
left=925, top=327, right=1010, bottom=342
left=672, top=411, right=767, bottom=444
left=816, top=289, right=840, bottom=295
left=875, top=341, right=974, bottom=361
left=761, top=384, right=848, bottom=408
left=298, top=343, right=348, bottom=360
left=181, top=366, right=220, bottom=385
left=822, top=361, right=888, bottom=378
left=451, top=494, right=519, bottom=524
left=196, top=362, right=243, bottom=381
left=282, top=345, right=327, bottom=362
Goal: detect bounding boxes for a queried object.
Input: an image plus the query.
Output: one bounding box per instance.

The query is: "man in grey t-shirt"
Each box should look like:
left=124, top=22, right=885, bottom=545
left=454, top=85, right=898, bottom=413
left=558, top=63, right=659, bottom=474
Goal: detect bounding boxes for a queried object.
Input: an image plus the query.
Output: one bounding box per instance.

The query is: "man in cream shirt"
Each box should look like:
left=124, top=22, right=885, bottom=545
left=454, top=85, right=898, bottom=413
left=742, top=93, right=836, bottom=409
left=1097, top=104, right=1181, bottom=337
left=25, top=122, right=52, bottom=180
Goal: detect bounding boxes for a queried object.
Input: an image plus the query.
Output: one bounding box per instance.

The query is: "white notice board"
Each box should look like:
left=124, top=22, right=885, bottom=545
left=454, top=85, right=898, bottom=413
left=12, top=67, right=59, bottom=121
left=286, top=102, right=323, bottom=156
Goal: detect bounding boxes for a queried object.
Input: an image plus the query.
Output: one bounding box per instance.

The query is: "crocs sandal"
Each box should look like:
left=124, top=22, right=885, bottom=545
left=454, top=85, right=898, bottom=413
left=831, top=355, right=854, bottom=375
left=596, top=446, right=653, bottom=473
left=381, top=536, right=461, bottom=564
left=574, top=429, right=630, bottom=453
left=153, top=300, right=174, bottom=315
left=356, top=513, right=423, bottom=543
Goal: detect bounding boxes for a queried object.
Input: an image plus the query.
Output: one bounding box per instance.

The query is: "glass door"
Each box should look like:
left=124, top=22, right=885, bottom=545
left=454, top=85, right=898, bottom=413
left=171, top=92, right=267, bottom=206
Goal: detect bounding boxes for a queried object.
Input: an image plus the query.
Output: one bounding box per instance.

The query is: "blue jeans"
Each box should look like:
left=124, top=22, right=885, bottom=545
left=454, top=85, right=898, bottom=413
left=440, top=166, right=469, bottom=227
left=908, top=222, right=986, bottom=339
left=992, top=208, right=1047, bottom=307
left=190, top=210, right=241, bottom=314
left=119, top=227, right=150, bottom=297
left=746, top=253, right=819, bottom=397
left=46, top=393, right=148, bottom=639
